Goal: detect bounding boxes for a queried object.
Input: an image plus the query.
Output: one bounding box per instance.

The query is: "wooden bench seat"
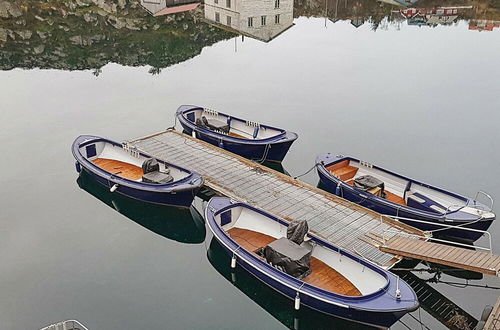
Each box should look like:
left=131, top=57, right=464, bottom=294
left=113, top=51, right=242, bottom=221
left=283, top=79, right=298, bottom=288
left=226, top=227, right=361, bottom=296
left=92, top=158, right=143, bottom=181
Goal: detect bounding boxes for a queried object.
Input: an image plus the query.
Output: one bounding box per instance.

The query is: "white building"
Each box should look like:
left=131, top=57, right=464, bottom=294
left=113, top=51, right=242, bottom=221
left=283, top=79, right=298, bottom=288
left=204, top=0, right=294, bottom=42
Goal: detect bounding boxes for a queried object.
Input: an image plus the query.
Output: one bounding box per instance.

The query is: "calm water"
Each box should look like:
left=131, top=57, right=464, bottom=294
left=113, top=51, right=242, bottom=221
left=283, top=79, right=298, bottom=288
left=1, top=1, right=500, bottom=329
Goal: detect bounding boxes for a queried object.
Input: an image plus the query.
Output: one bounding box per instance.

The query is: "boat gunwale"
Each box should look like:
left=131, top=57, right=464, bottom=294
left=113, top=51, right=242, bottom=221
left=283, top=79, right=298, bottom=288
left=316, top=153, right=492, bottom=222
left=206, top=197, right=419, bottom=313
left=176, top=105, right=298, bottom=145
left=72, top=135, right=204, bottom=193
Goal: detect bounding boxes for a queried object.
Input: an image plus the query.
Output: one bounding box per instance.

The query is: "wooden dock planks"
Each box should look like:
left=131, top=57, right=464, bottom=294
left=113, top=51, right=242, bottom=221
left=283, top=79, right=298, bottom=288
left=129, top=130, right=425, bottom=268
left=380, top=237, right=500, bottom=276
left=484, top=296, right=500, bottom=329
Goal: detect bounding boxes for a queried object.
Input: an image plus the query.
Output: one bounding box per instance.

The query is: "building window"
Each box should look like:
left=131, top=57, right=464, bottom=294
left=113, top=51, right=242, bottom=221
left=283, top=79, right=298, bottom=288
left=275, top=0, right=280, bottom=8
left=227, top=16, right=231, bottom=26
left=214, top=0, right=218, bottom=4
left=275, top=14, right=280, bottom=24
left=248, top=17, right=253, bottom=27
left=261, top=15, right=266, bottom=26
left=226, top=0, right=230, bottom=8
left=215, top=12, right=220, bottom=22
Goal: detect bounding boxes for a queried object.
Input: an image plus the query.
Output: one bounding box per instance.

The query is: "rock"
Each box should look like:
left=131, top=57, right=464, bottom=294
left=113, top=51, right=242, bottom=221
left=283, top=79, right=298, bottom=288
left=83, top=13, right=97, bottom=22
left=34, top=15, right=45, bottom=21
left=69, top=35, right=84, bottom=45
left=75, top=0, right=91, bottom=6
left=33, top=45, right=45, bottom=54
left=125, top=18, right=141, bottom=30
left=15, top=30, right=32, bottom=40
left=117, top=0, right=126, bottom=9
left=36, top=31, right=48, bottom=39
left=0, top=1, right=22, bottom=18
left=58, top=25, right=70, bottom=32
left=153, top=24, right=160, bottom=30
left=0, top=28, right=7, bottom=43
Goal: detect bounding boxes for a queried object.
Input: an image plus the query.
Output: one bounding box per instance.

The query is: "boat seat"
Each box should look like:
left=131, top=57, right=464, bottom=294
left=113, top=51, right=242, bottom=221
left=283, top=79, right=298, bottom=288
left=407, top=192, right=446, bottom=214
left=142, top=171, right=174, bottom=184
left=196, top=116, right=230, bottom=134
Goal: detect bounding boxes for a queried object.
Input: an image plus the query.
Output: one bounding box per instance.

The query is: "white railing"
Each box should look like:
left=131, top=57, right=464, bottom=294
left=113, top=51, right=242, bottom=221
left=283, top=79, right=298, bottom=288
left=380, top=214, right=493, bottom=256
left=40, top=319, right=89, bottom=330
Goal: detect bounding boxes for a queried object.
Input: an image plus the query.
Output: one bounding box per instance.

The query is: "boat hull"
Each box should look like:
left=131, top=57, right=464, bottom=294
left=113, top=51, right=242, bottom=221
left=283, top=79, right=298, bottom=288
left=78, top=167, right=198, bottom=208
left=205, top=197, right=419, bottom=329
left=214, top=237, right=406, bottom=329
left=72, top=135, right=203, bottom=209
left=176, top=105, right=298, bottom=163
left=316, top=155, right=494, bottom=242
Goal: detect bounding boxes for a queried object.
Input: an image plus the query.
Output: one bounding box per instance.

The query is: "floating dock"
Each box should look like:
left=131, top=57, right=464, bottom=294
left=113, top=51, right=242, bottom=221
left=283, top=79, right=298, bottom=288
left=129, top=129, right=500, bottom=274
left=381, top=237, right=500, bottom=276
left=129, top=129, right=423, bottom=268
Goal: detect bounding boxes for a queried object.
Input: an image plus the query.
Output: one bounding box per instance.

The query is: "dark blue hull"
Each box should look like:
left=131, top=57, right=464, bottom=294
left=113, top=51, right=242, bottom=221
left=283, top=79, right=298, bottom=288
left=205, top=197, right=419, bottom=329
left=79, top=167, right=197, bottom=208
left=176, top=105, right=298, bottom=163
left=317, top=170, right=492, bottom=242
left=216, top=238, right=405, bottom=329
left=181, top=126, right=295, bottom=162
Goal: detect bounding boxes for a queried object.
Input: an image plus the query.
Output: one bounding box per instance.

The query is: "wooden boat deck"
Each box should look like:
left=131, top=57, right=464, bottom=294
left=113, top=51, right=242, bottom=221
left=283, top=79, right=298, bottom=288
left=333, top=163, right=407, bottom=206
left=227, top=228, right=361, bottom=296
left=93, top=158, right=142, bottom=180
left=381, top=237, right=500, bottom=276
left=128, top=129, right=425, bottom=268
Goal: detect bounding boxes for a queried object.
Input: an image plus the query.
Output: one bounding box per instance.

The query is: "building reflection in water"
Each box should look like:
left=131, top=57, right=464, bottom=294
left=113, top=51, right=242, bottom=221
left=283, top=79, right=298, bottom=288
left=204, top=0, right=294, bottom=42
left=140, top=0, right=200, bottom=16
left=469, top=19, right=500, bottom=32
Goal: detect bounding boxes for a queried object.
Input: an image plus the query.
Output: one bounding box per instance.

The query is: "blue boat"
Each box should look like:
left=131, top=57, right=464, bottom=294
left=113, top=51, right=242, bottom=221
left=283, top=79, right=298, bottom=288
left=176, top=105, right=298, bottom=162
left=316, top=153, right=495, bottom=242
left=205, top=197, right=419, bottom=329
left=72, top=135, right=203, bottom=208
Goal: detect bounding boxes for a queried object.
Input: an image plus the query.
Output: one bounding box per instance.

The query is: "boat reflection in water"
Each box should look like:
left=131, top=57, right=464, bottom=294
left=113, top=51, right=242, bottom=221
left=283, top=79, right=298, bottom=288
left=207, top=238, right=377, bottom=330
left=77, top=170, right=206, bottom=244
left=204, top=0, right=294, bottom=42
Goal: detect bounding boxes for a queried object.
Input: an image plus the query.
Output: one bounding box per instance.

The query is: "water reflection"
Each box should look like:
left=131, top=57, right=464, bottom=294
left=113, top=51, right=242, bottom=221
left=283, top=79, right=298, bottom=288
left=1, top=0, right=499, bottom=72
left=203, top=0, right=294, bottom=42
left=207, top=237, right=377, bottom=330
left=140, top=0, right=200, bottom=16
left=77, top=169, right=206, bottom=244
left=0, top=0, right=232, bottom=71
left=395, top=271, right=478, bottom=330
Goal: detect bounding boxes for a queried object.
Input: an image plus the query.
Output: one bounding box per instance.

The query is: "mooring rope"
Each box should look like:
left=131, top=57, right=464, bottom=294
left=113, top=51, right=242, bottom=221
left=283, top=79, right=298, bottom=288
left=167, top=113, right=178, bottom=130
left=293, top=163, right=320, bottom=179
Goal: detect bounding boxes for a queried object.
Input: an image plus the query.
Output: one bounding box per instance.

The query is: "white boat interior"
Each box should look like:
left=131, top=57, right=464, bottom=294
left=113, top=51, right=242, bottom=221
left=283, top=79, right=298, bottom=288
left=215, top=205, right=388, bottom=296
left=326, top=159, right=468, bottom=215
left=80, top=140, right=190, bottom=182
left=184, top=108, right=283, bottom=140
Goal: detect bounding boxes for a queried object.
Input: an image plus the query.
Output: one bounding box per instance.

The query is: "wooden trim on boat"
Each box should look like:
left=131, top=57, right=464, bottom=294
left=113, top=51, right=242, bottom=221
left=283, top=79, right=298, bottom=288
left=227, top=227, right=361, bottom=296
left=93, top=158, right=143, bottom=181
